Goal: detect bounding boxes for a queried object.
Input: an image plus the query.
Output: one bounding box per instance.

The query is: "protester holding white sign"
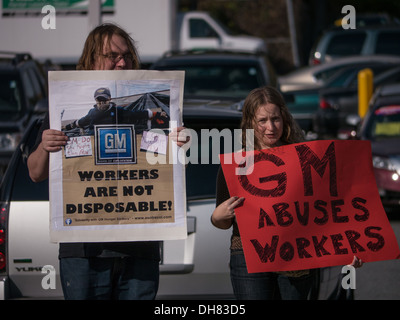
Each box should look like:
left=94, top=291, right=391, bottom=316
left=28, top=23, right=187, bottom=300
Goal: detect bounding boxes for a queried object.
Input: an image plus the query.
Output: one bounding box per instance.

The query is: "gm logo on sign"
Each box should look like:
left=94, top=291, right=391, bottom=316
left=95, top=125, right=137, bottom=165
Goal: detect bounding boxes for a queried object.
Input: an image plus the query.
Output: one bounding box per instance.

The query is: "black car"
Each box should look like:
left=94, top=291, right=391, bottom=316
left=0, top=52, right=48, bottom=179
left=279, top=60, right=400, bottom=137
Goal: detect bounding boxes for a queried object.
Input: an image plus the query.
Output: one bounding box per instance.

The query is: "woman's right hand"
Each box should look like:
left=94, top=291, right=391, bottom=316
left=211, top=196, right=245, bottom=229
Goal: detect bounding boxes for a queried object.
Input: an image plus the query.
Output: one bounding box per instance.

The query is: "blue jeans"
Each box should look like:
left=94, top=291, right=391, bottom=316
left=60, top=257, right=159, bottom=300
left=230, top=251, right=316, bottom=300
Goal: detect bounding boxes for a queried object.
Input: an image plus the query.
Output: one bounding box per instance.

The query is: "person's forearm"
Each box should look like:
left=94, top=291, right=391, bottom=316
left=27, top=143, right=50, bottom=182
left=211, top=214, right=233, bottom=230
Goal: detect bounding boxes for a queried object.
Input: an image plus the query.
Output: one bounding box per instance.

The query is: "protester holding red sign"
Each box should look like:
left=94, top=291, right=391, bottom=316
left=212, top=86, right=315, bottom=300
left=211, top=86, right=375, bottom=300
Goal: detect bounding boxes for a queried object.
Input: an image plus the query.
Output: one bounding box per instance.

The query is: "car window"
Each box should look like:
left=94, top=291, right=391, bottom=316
left=326, top=68, right=359, bottom=87
left=158, top=64, right=263, bottom=100
left=375, top=32, right=400, bottom=55
left=345, top=65, right=396, bottom=88
left=326, top=33, right=366, bottom=56
left=0, top=77, right=22, bottom=113
left=314, top=66, right=345, bottom=82
left=27, top=67, right=46, bottom=99
left=376, top=69, right=400, bottom=86
left=189, top=18, right=219, bottom=38
left=184, top=117, right=241, bottom=199
left=20, top=70, right=36, bottom=104
left=315, top=64, right=394, bottom=85
left=9, top=120, right=49, bottom=201
left=27, top=69, right=41, bottom=98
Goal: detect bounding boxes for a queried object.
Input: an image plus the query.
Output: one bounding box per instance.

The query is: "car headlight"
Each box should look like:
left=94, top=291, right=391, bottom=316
left=0, top=132, right=22, bottom=152
left=373, top=155, right=400, bottom=173
left=373, top=155, right=392, bottom=170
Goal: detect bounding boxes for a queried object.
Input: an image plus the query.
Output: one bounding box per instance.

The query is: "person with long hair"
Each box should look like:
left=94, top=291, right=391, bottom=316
left=28, top=23, right=187, bottom=300
left=211, top=86, right=362, bottom=300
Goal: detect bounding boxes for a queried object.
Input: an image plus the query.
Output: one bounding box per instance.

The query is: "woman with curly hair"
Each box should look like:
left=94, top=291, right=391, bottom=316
left=212, top=86, right=362, bottom=300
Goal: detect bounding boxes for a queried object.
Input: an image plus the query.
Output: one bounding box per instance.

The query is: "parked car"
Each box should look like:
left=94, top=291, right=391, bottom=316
left=0, top=52, right=48, bottom=179
left=333, top=13, right=392, bottom=29
left=309, top=25, right=400, bottom=65
left=151, top=50, right=353, bottom=135
left=278, top=55, right=400, bottom=92
left=151, top=50, right=276, bottom=100
left=280, top=88, right=320, bottom=134
left=280, top=61, right=400, bottom=135
left=314, top=65, right=400, bottom=138
left=357, top=83, right=400, bottom=208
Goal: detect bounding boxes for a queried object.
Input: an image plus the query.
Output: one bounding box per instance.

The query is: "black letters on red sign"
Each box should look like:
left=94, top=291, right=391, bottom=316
left=295, top=142, right=338, bottom=197
left=238, top=152, right=287, bottom=197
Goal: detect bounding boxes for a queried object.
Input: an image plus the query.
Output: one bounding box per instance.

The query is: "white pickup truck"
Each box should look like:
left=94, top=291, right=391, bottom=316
left=0, top=0, right=266, bottom=66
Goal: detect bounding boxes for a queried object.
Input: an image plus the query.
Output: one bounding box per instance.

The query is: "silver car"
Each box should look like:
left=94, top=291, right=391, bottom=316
left=278, top=55, right=400, bottom=92
left=309, top=25, right=400, bottom=65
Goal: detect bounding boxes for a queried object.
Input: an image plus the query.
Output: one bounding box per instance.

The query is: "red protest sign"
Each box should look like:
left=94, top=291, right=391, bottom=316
left=220, top=140, right=400, bottom=273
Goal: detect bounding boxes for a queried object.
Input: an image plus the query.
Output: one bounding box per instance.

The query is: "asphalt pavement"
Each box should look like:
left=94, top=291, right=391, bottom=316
left=354, top=211, right=400, bottom=300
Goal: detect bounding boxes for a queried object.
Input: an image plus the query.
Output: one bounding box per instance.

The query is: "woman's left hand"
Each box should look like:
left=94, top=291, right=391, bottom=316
left=349, top=256, right=363, bottom=268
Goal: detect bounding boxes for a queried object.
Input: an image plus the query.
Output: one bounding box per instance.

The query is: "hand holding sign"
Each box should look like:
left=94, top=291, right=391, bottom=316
left=220, top=140, right=400, bottom=273
left=212, top=196, right=245, bottom=230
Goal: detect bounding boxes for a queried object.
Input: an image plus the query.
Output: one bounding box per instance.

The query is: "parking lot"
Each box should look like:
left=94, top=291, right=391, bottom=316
left=1, top=2, right=400, bottom=301
left=355, top=211, right=400, bottom=299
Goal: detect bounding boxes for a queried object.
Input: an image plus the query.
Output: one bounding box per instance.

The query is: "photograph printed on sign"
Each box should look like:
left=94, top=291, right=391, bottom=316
left=60, top=81, right=173, bottom=227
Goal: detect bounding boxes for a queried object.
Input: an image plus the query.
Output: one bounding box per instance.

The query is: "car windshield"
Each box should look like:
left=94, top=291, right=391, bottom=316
left=0, top=76, right=22, bottom=114
left=3, top=119, right=49, bottom=202
left=368, top=105, right=400, bottom=140
left=326, top=33, right=366, bottom=57
left=184, top=117, right=241, bottom=199
left=158, top=64, right=264, bottom=100
left=326, top=65, right=395, bottom=88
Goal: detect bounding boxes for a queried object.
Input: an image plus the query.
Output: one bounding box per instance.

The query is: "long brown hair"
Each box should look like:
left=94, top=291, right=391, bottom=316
left=241, top=86, right=304, bottom=150
left=76, top=23, right=140, bottom=70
